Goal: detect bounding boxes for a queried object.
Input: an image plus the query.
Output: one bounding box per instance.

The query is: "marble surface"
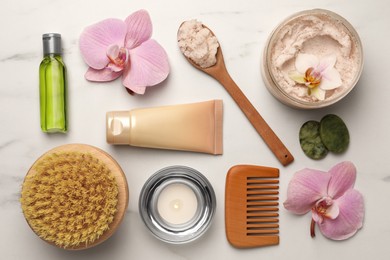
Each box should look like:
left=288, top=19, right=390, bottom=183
left=1, top=0, right=389, bottom=259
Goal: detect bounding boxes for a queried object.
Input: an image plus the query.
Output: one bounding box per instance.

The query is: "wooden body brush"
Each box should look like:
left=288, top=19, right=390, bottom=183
left=225, top=165, right=279, bottom=248
left=20, top=144, right=129, bottom=250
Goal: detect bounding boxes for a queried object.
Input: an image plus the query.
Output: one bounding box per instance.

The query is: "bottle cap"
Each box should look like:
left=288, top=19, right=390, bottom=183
left=42, top=33, right=62, bottom=55
left=106, top=111, right=131, bottom=144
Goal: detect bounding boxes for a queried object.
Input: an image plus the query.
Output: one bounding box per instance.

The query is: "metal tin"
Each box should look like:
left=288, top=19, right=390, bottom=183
left=139, top=166, right=216, bottom=244
left=261, top=9, right=364, bottom=109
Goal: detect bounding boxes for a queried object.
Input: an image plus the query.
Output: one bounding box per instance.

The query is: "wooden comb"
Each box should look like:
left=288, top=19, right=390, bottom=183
left=225, top=165, right=280, bottom=248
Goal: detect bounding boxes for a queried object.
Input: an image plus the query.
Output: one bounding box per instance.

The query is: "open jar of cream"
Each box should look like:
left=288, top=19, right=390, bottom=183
left=139, top=166, right=216, bottom=244
left=262, top=9, right=363, bottom=109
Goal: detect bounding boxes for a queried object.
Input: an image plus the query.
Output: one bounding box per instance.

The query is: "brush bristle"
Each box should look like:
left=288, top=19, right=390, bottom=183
left=20, top=152, right=119, bottom=248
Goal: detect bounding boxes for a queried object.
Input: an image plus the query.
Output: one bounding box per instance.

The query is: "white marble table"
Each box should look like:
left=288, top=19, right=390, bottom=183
left=1, top=0, right=389, bottom=259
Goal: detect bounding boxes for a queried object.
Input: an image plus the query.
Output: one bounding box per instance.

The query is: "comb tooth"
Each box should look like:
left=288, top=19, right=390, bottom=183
left=247, top=195, right=278, bottom=201
left=247, top=223, right=279, bottom=229
left=247, top=218, right=279, bottom=224
left=246, top=223, right=279, bottom=232
left=247, top=175, right=279, bottom=180
left=247, top=190, right=279, bottom=195
left=247, top=184, right=279, bottom=189
left=247, top=230, right=279, bottom=236
left=247, top=207, right=279, bottom=212
left=247, top=201, right=279, bottom=207
left=247, top=212, right=279, bottom=218
left=247, top=178, right=278, bottom=182
left=246, top=179, right=279, bottom=185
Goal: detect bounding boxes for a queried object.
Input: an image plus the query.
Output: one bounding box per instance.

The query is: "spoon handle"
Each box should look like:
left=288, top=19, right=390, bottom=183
left=214, top=71, right=294, bottom=166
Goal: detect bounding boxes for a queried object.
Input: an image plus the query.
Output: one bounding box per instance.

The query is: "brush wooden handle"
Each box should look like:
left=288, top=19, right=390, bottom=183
left=213, top=71, right=294, bottom=166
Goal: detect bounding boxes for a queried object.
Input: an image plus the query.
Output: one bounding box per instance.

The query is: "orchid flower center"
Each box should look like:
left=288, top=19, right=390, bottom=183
left=310, top=196, right=339, bottom=237
left=304, top=67, right=322, bottom=88
left=106, top=44, right=129, bottom=72
left=314, top=197, right=333, bottom=217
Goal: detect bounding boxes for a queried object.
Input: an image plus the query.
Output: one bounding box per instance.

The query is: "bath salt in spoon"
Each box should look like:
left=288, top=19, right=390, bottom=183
left=178, top=20, right=294, bottom=166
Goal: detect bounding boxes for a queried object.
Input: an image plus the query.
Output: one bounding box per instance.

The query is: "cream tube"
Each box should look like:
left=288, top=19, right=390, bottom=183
left=106, top=100, right=223, bottom=154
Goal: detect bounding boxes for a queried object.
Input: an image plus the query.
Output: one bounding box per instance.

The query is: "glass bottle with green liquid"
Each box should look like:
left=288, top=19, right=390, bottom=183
left=39, top=33, right=67, bottom=133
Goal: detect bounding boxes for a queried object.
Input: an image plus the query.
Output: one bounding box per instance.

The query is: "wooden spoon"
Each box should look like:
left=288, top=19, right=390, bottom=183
left=178, top=23, right=294, bottom=166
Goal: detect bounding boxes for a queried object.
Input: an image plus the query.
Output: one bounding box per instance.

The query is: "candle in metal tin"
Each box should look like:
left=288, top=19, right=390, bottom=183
left=139, top=166, right=216, bottom=244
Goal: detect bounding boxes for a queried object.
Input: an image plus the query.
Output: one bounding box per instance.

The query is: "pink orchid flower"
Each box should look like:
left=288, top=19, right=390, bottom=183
left=284, top=161, right=364, bottom=240
left=289, top=53, right=342, bottom=101
left=79, top=10, right=170, bottom=94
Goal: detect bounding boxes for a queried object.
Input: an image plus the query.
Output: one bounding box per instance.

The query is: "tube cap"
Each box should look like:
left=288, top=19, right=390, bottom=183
left=106, top=111, right=131, bottom=144
left=42, top=33, right=62, bottom=55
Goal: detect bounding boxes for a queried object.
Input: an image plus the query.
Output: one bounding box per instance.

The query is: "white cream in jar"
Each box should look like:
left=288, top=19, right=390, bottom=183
left=262, top=9, right=363, bottom=109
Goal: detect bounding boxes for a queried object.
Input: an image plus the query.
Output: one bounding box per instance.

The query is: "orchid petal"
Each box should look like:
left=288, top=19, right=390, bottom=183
left=107, top=44, right=120, bottom=59
left=325, top=203, right=340, bottom=219
left=311, top=87, right=326, bottom=100
left=318, top=189, right=364, bottom=240
left=122, top=39, right=170, bottom=94
left=328, top=161, right=356, bottom=199
left=85, top=67, right=122, bottom=82
left=124, top=10, right=152, bottom=49
left=295, top=54, right=319, bottom=74
left=107, top=63, right=125, bottom=72
left=283, top=168, right=330, bottom=214
left=125, top=84, right=146, bottom=95
left=289, top=71, right=306, bottom=84
left=317, top=54, right=337, bottom=73
left=320, top=67, right=342, bottom=90
left=79, top=19, right=127, bottom=69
